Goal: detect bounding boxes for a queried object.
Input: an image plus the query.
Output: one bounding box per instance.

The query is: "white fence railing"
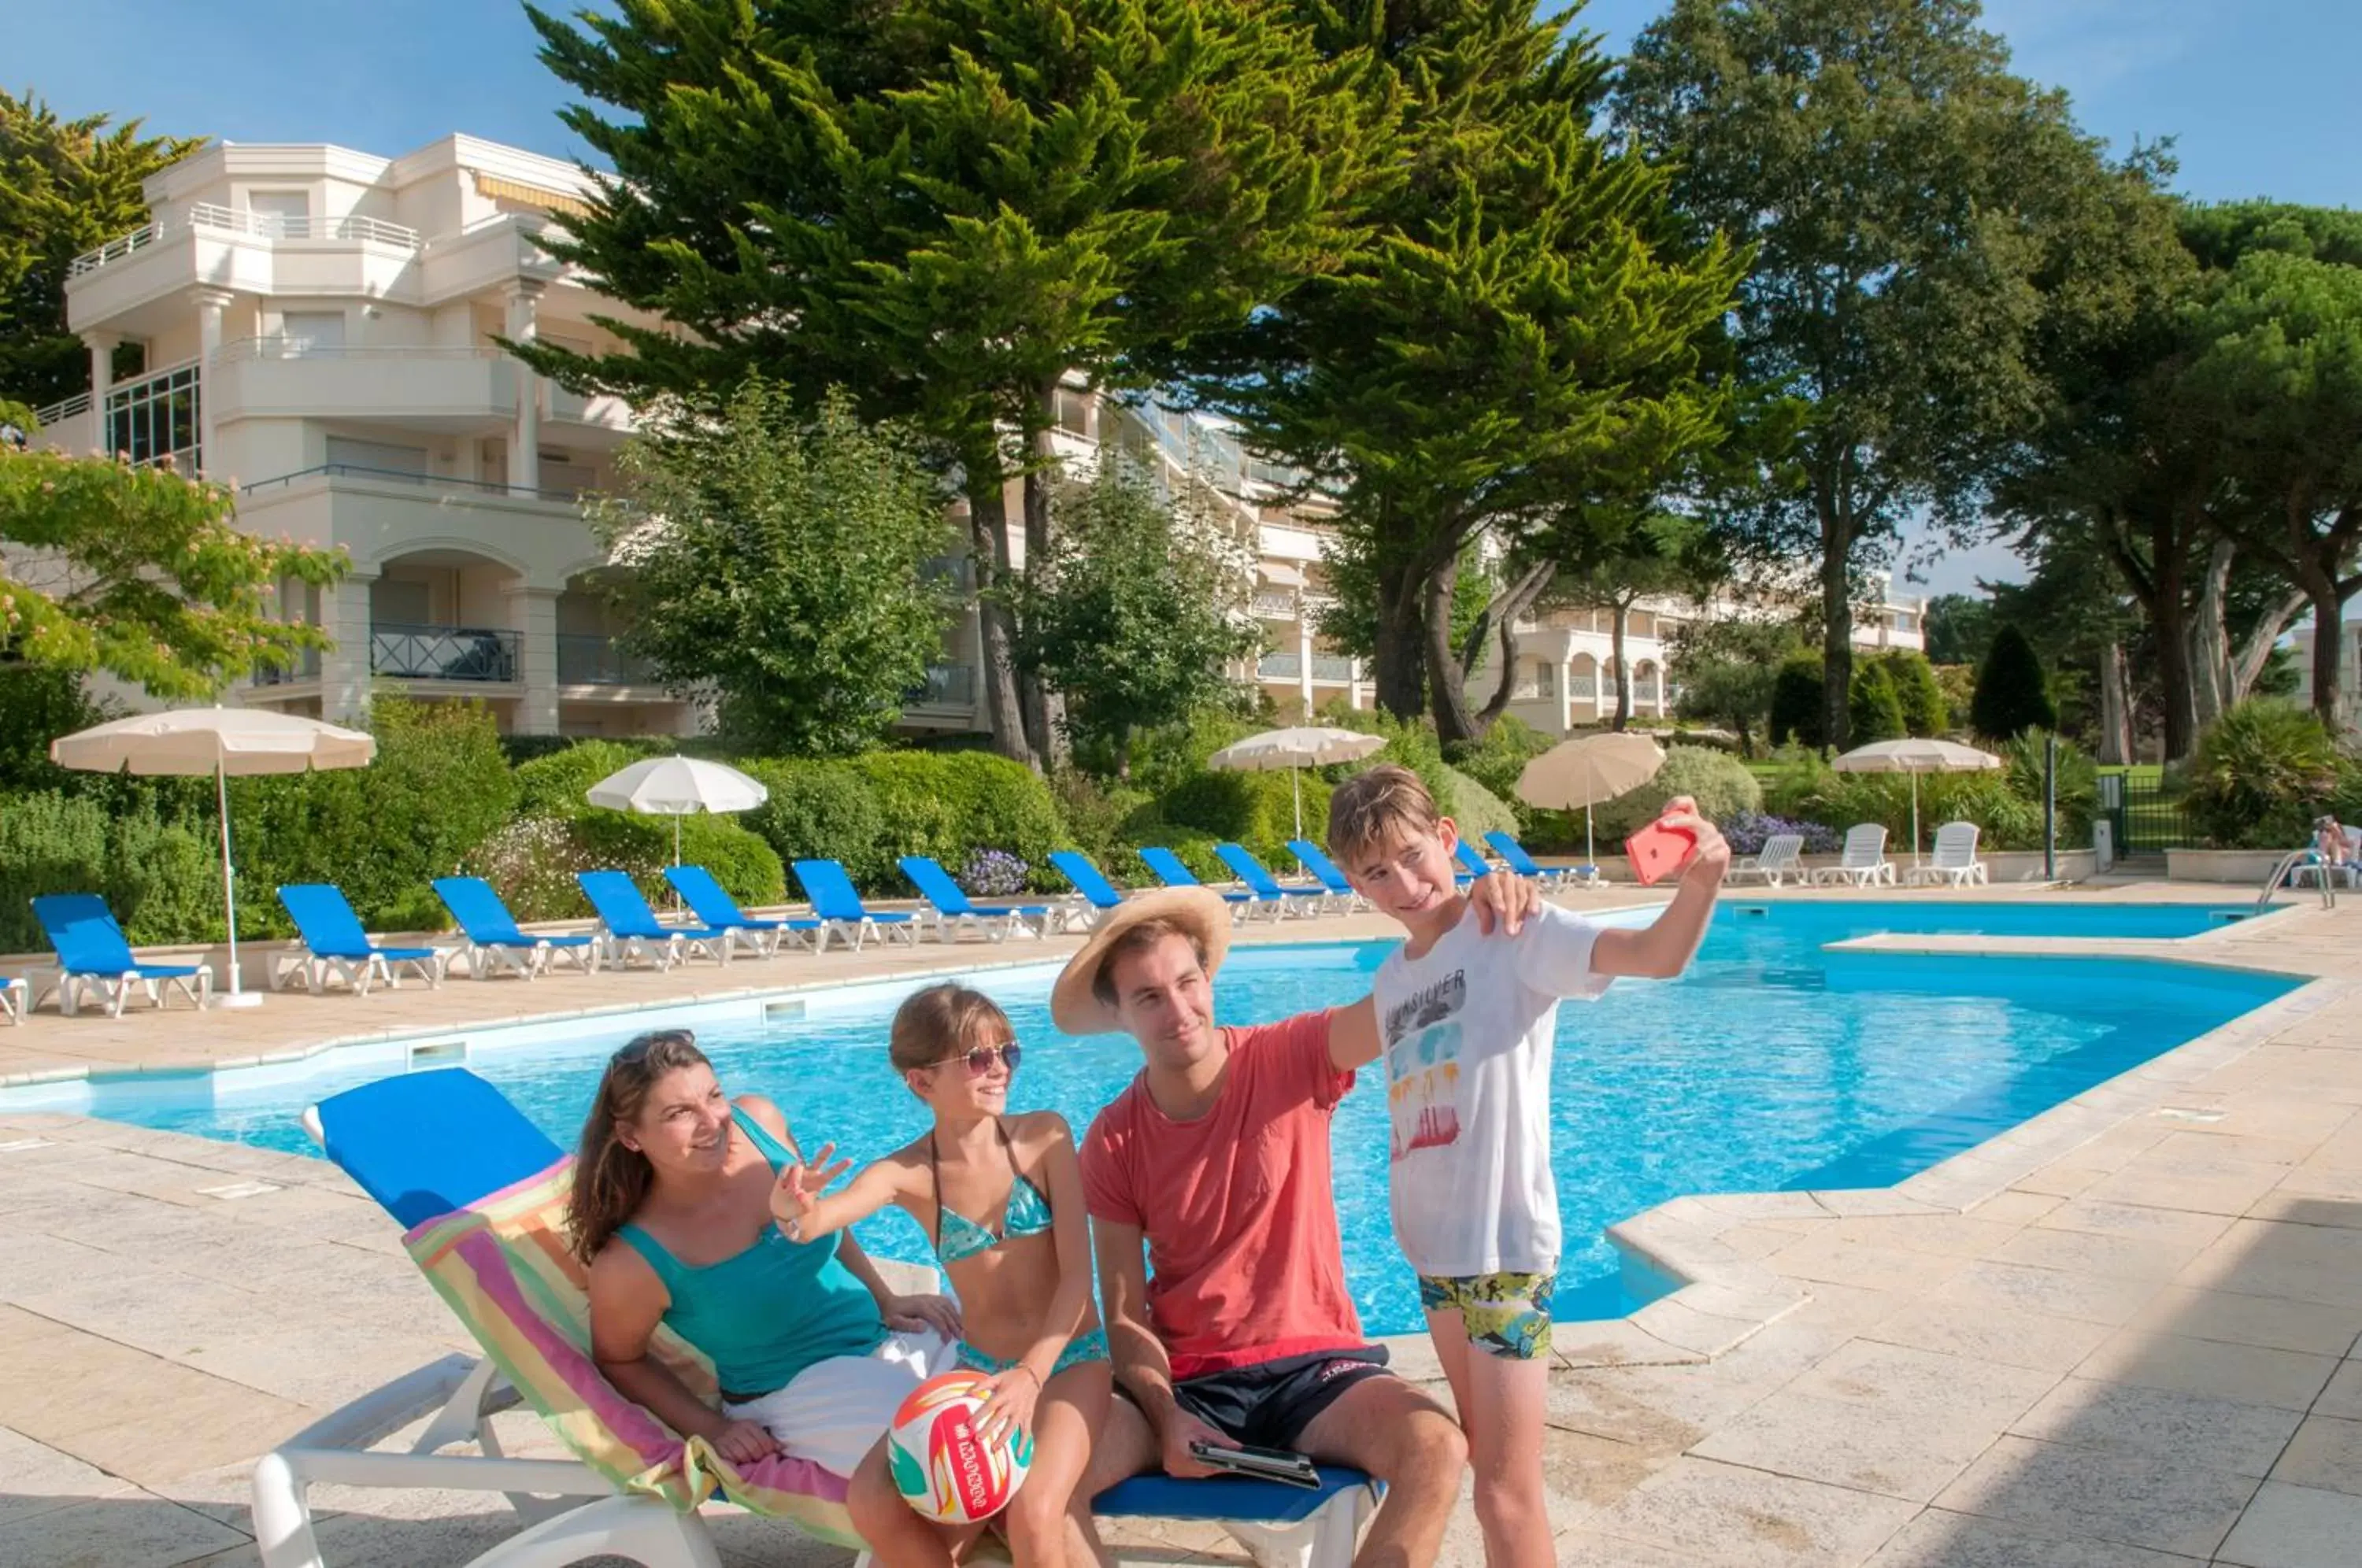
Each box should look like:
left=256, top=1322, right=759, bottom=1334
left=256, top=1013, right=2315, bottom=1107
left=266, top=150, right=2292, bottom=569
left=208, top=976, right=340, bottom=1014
left=69, top=205, right=425, bottom=277
left=33, top=391, right=91, bottom=426
left=212, top=337, right=499, bottom=365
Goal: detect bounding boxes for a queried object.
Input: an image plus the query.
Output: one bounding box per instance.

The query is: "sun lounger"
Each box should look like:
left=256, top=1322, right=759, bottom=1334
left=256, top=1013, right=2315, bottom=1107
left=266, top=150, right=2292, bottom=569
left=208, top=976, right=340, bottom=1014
left=790, top=859, right=921, bottom=951
left=431, top=877, right=600, bottom=980
left=661, top=864, right=818, bottom=956
left=259, top=1068, right=1384, bottom=1568
left=576, top=871, right=733, bottom=971
left=1136, top=846, right=1256, bottom=915
left=1727, top=832, right=1805, bottom=888
left=1482, top=831, right=1591, bottom=889
left=1905, top=821, right=1989, bottom=887
left=1812, top=825, right=1896, bottom=888
left=0, top=976, right=24, bottom=1026
left=29, top=893, right=213, bottom=1017
left=1452, top=840, right=1492, bottom=886
left=1286, top=839, right=1370, bottom=912
left=897, top=855, right=1054, bottom=941
left=1212, top=843, right=1338, bottom=918
left=1047, top=850, right=1129, bottom=929
left=272, top=884, right=448, bottom=996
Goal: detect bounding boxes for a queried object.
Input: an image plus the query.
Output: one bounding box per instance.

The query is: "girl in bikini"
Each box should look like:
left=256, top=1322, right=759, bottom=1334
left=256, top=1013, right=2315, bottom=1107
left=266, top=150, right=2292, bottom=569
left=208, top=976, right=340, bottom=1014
left=773, top=983, right=1110, bottom=1568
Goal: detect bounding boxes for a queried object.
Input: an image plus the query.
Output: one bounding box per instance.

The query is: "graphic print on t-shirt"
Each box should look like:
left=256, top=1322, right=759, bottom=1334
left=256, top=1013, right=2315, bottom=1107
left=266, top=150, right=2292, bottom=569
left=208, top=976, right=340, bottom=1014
left=1382, top=970, right=1468, bottom=1163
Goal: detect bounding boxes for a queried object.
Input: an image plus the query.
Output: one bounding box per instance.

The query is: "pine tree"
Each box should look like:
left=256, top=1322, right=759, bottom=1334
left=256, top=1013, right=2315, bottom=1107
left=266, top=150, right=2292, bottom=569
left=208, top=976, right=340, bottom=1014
left=1769, top=653, right=1826, bottom=749
left=1847, top=660, right=1907, bottom=744
left=1971, top=624, right=2058, bottom=740
left=1883, top=651, right=1948, bottom=737
left=524, top=0, right=1365, bottom=764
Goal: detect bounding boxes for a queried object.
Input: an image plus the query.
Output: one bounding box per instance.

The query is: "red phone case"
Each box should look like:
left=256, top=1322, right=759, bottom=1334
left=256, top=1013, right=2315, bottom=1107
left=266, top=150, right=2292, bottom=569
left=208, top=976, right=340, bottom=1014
left=1623, top=819, right=1696, bottom=887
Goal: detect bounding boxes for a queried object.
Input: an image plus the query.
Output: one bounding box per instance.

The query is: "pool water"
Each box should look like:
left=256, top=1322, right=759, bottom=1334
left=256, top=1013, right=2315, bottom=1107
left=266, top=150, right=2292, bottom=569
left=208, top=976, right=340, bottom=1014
left=36, top=902, right=2294, bottom=1333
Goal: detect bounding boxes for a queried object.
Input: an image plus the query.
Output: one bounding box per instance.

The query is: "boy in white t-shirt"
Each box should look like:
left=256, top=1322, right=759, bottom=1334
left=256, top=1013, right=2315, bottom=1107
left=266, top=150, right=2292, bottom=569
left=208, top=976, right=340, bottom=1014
left=1326, top=765, right=1728, bottom=1568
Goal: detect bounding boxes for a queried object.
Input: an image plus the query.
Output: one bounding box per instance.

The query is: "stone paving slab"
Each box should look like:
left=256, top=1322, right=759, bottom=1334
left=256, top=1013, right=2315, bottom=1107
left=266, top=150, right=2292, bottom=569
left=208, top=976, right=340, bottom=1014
left=0, top=887, right=2354, bottom=1564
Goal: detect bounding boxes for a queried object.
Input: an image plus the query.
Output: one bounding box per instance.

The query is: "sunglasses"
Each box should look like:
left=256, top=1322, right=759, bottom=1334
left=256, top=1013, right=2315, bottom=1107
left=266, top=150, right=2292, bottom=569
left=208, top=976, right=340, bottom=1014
left=931, top=1042, right=1022, bottom=1077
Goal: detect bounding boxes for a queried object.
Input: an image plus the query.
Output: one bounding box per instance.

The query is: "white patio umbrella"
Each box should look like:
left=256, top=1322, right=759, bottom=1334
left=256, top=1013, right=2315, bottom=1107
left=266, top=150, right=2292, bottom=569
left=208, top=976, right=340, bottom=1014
left=1515, top=732, right=1668, bottom=866
left=586, top=755, right=769, bottom=866
left=50, top=707, right=377, bottom=1008
left=1208, top=726, right=1387, bottom=838
left=1830, top=737, right=2001, bottom=865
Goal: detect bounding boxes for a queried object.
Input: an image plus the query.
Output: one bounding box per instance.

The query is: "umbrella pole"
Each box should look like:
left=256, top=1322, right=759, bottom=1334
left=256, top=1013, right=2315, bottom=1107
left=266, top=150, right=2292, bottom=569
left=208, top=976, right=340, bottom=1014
left=214, top=761, right=252, bottom=1005
left=1586, top=802, right=1596, bottom=867
left=1912, top=774, right=1923, bottom=866
left=674, top=814, right=682, bottom=869
left=1292, top=767, right=1303, bottom=841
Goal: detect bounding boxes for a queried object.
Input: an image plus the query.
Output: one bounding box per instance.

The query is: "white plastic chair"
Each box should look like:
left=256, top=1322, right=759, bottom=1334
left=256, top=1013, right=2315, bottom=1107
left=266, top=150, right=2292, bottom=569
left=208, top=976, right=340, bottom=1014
left=1813, top=824, right=1896, bottom=887
left=1727, top=833, right=1805, bottom=887
left=1905, top=822, right=1988, bottom=886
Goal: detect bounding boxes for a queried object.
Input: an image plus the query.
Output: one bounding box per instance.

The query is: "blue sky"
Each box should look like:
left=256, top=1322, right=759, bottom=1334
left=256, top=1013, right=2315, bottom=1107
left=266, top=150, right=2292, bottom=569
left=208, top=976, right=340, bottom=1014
left=15, top=0, right=2359, bottom=599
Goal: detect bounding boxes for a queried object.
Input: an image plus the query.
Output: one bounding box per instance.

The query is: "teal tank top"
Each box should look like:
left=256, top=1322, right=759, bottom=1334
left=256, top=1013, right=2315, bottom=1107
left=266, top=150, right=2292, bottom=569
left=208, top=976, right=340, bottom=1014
left=616, top=1107, right=887, bottom=1400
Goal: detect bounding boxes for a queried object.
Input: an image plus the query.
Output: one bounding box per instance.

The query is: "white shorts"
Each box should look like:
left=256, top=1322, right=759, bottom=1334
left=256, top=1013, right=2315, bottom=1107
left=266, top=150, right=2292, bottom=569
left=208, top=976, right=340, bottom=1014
left=722, top=1329, right=953, bottom=1477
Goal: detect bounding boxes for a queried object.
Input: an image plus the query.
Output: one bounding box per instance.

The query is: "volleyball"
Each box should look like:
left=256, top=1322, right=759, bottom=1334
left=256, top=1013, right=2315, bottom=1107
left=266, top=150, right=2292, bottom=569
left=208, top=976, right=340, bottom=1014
left=886, top=1371, right=1033, bottom=1523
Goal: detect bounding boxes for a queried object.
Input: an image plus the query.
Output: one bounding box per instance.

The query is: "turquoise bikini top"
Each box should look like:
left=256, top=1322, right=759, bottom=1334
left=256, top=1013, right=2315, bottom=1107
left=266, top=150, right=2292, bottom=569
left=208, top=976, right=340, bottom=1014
left=932, top=1120, right=1053, bottom=1266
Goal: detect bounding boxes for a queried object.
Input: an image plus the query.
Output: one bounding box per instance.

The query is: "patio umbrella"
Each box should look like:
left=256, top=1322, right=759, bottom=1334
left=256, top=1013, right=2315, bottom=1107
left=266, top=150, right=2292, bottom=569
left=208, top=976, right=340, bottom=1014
left=1207, top=726, right=1387, bottom=838
left=50, top=707, right=377, bottom=1008
left=1830, top=737, right=2001, bottom=865
left=1515, top=732, right=1668, bottom=866
left=586, top=755, right=769, bottom=866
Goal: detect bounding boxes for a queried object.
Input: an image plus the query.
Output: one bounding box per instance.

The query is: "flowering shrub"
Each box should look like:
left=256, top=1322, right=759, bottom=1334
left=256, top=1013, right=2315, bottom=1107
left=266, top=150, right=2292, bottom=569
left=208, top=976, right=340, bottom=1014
left=959, top=848, right=1030, bottom=898
left=1720, top=810, right=1840, bottom=857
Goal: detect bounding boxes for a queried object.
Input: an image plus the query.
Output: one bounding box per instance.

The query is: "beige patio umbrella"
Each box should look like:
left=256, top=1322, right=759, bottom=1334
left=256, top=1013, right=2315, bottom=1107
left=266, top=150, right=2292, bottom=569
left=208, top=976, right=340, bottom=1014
left=1208, top=726, right=1387, bottom=838
left=50, top=707, right=377, bottom=1008
left=1830, top=737, right=2001, bottom=865
left=1516, top=731, right=1667, bottom=867
left=586, top=755, right=769, bottom=866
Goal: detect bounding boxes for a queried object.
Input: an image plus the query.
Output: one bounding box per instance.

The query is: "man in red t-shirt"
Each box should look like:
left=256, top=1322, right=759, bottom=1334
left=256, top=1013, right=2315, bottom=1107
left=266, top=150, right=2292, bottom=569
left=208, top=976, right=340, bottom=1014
left=1057, top=882, right=1537, bottom=1566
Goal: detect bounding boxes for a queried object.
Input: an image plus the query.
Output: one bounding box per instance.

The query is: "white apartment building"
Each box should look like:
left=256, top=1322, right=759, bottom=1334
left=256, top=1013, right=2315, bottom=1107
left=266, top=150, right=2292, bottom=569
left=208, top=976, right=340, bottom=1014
left=33, top=131, right=1923, bottom=742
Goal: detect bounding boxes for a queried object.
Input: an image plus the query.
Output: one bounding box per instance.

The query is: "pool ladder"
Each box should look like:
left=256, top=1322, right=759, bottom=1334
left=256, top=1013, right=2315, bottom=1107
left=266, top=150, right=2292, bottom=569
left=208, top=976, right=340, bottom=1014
left=2256, top=849, right=2340, bottom=915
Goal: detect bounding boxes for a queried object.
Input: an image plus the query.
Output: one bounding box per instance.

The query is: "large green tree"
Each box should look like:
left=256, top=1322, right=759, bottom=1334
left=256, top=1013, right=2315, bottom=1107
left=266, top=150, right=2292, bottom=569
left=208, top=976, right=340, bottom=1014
left=1016, top=452, right=1260, bottom=776
left=1, top=430, right=344, bottom=697
left=1187, top=0, right=1741, bottom=742
left=1618, top=0, right=2142, bottom=751
left=524, top=0, right=1364, bottom=767
left=0, top=92, right=200, bottom=408
left=584, top=383, right=957, bottom=756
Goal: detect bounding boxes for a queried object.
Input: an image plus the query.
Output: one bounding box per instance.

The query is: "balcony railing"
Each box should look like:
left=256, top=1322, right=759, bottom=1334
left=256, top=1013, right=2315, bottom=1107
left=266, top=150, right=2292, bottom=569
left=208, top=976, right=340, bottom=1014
left=371, top=623, right=518, bottom=683
left=251, top=649, right=322, bottom=687
left=69, top=204, right=424, bottom=277
left=242, top=464, right=587, bottom=505
left=32, top=391, right=91, bottom=427
left=557, top=634, right=656, bottom=686
left=1309, top=653, right=1355, bottom=682
left=1251, top=592, right=1299, bottom=619
left=905, top=663, right=976, bottom=707
left=213, top=336, right=500, bottom=365
left=1257, top=652, right=1302, bottom=680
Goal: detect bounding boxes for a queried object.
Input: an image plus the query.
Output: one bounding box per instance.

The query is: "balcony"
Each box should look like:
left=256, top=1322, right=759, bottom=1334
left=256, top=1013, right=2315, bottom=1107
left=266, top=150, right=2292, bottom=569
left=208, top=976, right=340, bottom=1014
left=69, top=205, right=422, bottom=277
left=905, top=663, right=976, bottom=708
left=557, top=634, right=656, bottom=686
left=371, top=623, right=518, bottom=683
left=251, top=649, right=322, bottom=688
left=211, top=338, right=516, bottom=427
left=1309, top=653, right=1355, bottom=682
left=1258, top=652, right=1301, bottom=681
left=65, top=204, right=429, bottom=331
left=1251, top=591, right=1300, bottom=620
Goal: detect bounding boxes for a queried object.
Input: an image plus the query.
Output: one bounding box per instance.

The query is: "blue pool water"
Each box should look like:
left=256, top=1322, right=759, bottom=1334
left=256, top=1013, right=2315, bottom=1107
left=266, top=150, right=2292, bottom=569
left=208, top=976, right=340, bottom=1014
left=31, top=902, right=2295, bottom=1333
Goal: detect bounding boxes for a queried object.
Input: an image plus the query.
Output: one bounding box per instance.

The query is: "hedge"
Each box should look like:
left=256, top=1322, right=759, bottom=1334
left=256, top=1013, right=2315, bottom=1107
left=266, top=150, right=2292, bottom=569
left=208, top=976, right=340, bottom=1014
left=1156, top=767, right=1332, bottom=867
left=0, top=791, right=220, bottom=952
left=742, top=751, right=1064, bottom=893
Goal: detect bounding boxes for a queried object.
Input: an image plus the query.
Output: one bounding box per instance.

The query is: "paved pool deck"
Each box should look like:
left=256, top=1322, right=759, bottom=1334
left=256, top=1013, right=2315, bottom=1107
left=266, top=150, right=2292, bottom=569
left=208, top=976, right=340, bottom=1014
left=0, top=880, right=2356, bottom=1566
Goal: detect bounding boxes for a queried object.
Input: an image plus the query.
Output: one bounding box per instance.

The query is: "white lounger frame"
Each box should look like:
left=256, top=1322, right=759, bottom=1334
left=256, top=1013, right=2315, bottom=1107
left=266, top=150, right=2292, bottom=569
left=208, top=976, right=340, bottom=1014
left=269, top=945, right=450, bottom=997
left=461, top=937, right=602, bottom=981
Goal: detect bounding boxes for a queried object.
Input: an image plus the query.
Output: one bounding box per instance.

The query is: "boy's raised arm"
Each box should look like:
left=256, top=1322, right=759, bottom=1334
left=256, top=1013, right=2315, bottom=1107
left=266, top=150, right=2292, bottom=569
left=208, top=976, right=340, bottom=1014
left=1590, top=798, right=1731, bottom=981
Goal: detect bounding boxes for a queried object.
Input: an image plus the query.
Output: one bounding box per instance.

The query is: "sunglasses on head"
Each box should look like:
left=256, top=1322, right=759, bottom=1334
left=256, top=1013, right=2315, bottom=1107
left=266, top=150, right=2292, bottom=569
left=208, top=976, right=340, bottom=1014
left=933, top=1042, right=1021, bottom=1077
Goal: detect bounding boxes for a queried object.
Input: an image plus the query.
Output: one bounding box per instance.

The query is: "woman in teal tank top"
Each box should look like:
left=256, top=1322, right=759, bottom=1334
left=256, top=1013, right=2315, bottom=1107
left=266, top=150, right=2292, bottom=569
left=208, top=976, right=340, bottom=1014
left=568, top=1031, right=961, bottom=1482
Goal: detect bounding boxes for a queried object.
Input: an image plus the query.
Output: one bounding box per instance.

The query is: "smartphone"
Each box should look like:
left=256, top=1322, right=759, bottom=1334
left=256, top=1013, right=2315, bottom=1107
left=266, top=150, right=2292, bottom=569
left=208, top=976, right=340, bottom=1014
left=1188, top=1440, right=1323, bottom=1488
left=1624, top=819, right=1696, bottom=887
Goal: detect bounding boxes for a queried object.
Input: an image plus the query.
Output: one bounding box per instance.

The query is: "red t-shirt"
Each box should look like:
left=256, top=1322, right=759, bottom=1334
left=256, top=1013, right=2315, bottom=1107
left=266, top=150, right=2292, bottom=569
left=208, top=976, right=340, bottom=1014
left=1079, top=1010, right=1364, bottom=1379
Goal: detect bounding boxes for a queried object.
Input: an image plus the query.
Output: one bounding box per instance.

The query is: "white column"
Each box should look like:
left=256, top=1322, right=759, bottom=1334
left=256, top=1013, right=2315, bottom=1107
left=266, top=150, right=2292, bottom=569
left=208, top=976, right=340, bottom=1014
left=319, top=575, right=377, bottom=726
left=1349, top=656, right=1365, bottom=712
left=505, top=582, right=561, bottom=735
left=1296, top=620, right=1315, bottom=712
left=84, top=331, right=120, bottom=398
left=191, top=289, right=233, bottom=476
left=505, top=281, right=545, bottom=496
left=1557, top=654, right=1574, bottom=734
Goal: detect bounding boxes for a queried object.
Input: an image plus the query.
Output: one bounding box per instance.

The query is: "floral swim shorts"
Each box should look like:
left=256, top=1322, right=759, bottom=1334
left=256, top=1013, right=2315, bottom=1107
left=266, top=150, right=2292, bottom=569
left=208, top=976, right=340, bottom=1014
left=1416, top=1270, right=1558, bottom=1360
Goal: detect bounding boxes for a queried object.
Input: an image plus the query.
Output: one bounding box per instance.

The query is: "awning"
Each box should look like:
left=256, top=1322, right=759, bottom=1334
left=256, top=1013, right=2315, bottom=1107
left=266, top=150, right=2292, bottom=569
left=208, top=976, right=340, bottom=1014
left=1259, top=563, right=1305, bottom=588
left=475, top=174, right=592, bottom=220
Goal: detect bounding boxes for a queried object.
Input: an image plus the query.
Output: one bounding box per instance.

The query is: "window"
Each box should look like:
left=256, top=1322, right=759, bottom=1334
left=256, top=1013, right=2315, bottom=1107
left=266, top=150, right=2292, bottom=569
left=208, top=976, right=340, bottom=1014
left=279, top=311, right=345, bottom=356
left=246, top=190, right=311, bottom=236
left=103, top=361, right=202, bottom=471
left=326, top=436, right=429, bottom=477
left=1535, top=662, right=1557, bottom=697
left=372, top=577, right=434, bottom=626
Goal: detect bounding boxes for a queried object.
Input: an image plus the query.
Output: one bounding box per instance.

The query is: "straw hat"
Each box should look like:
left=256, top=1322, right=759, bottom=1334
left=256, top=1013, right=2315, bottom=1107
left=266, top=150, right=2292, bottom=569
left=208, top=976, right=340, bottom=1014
left=1050, top=887, right=1232, bottom=1037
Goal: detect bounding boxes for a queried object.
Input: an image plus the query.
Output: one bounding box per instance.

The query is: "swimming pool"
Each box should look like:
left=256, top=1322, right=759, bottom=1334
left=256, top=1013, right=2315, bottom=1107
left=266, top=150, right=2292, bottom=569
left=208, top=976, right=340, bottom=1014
left=9, top=901, right=2297, bottom=1333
